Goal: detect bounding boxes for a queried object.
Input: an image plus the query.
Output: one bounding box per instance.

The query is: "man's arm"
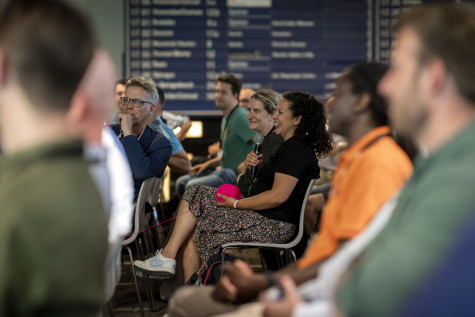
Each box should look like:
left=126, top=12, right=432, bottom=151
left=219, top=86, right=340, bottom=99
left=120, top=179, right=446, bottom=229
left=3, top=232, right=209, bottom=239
left=168, top=149, right=192, bottom=174
left=176, top=120, right=192, bottom=142
left=121, top=135, right=172, bottom=181
left=191, top=156, right=220, bottom=175
left=213, top=245, right=343, bottom=304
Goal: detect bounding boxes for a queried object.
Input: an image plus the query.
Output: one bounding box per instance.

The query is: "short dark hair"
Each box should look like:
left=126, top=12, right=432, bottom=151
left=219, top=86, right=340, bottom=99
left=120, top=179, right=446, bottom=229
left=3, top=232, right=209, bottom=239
left=342, top=62, right=389, bottom=127
left=0, top=0, right=95, bottom=111
left=396, top=3, right=475, bottom=105
left=216, top=74, right=241, bottom=96
left=155, top=84, right=166, bottom=106
left=116, top=78, right=127, bottom=86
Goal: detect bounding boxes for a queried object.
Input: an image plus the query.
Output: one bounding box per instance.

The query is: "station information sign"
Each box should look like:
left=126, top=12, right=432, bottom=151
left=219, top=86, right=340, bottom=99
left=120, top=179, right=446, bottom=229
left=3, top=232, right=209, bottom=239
left=126, top=0, right=425, bottom=114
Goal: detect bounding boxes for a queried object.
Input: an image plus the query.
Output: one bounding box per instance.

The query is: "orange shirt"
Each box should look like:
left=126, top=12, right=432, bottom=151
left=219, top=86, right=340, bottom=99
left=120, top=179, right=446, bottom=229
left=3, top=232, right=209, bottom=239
left=298, top=126, right=413, bottom=269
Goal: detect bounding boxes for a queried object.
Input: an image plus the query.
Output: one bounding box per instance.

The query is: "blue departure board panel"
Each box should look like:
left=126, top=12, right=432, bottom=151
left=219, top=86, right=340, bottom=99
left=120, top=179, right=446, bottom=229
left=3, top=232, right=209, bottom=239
left=125, top=0, right=432, bottom=115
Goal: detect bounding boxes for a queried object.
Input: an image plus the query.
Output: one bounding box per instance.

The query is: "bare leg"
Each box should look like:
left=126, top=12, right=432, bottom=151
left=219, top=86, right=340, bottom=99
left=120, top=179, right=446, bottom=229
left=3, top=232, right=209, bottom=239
left=161, top=199, right=197, bottom=259
left=182, top=231, right=201, bottom=282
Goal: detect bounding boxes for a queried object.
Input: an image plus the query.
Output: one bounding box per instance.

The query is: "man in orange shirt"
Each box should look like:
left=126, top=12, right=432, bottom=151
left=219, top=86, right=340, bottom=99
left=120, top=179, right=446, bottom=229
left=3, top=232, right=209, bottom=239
left=167, top=62, right=413, bottom=317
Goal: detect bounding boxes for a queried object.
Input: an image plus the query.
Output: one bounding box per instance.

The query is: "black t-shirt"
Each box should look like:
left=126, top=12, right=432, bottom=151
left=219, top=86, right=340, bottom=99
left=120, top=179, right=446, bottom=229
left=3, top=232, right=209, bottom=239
left=254, top=136, right=319, bottom=225
left=238, top=131, right=284, bottom=197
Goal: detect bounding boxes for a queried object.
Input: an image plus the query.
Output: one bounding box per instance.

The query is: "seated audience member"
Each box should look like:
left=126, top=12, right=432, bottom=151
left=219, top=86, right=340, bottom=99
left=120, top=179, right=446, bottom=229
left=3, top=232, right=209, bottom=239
left=236, top=89, right=284, bottom=195
left=110, top=76, right=172, bottom=200
left=0, top=0, right=108, bottom=314
left=106, top=78, right=127, bottom=125
left=149, top=84, right=192, bottom=175
left=190, top=86, right=255, bottom=169
left=175, top=74, right=255, bottom=197
left=167, top=62, right=413, bottom=317
left=134, top=91, right=333, bottom=283
left=198, top=86, right=255, bottom=167
left=336, top=4, right=475, bottom=317
left=239, top=88, right=256, bottom=109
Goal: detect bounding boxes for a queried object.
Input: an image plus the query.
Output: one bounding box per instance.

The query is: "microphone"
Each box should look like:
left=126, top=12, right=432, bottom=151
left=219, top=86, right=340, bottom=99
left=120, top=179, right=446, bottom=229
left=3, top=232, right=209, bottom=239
left=251, top=133, right=264, bottom=179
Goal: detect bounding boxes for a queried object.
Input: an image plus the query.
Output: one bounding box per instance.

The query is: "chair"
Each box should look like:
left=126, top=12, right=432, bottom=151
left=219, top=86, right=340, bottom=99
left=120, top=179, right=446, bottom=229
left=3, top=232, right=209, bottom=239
left=220, top=179, right=317, bottom=270
left=122, top=177, right=162, bottom=316
left=150, top=168, right=168, bottom=245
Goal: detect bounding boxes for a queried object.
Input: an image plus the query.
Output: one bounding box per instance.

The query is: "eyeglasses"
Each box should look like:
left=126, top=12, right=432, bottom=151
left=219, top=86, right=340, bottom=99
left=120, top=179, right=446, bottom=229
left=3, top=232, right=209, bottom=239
left=120, top=97, right=154, bottom=108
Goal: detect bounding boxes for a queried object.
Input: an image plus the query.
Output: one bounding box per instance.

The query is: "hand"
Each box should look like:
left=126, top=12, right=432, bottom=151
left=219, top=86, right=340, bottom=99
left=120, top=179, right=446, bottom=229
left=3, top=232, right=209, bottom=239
left=245, top=152, right=262, bottom=169
left=177, top=120, right=192, bottom=142
left=217, top=193, right=236, bottom=208
left=181, top=120, right=192, bottom=133
left=191, top=162, right=207, bottom=175
left=212, top=260, right=264, bottom=304
left=262, top=275, right=303, bottom=317
left=118, top=113, right=133, bottom=136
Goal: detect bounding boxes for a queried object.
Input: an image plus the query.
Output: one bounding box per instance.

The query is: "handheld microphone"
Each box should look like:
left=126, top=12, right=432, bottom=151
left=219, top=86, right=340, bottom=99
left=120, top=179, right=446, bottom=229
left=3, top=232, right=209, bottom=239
left=251, top=133, right=264, bottom=179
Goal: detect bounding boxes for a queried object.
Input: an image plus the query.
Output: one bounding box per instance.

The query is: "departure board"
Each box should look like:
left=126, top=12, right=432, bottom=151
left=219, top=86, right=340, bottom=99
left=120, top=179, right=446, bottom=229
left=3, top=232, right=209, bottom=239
left=125, top=0, right=430, bottom=114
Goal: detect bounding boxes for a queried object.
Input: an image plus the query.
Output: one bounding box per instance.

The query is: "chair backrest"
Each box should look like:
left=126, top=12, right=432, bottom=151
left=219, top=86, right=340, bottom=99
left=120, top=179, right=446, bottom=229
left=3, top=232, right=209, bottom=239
left=122, top=177, right=158, bottom=246
left=147, top=177, right=162, bottom=208
left=281, top=178, right=317, bottom=249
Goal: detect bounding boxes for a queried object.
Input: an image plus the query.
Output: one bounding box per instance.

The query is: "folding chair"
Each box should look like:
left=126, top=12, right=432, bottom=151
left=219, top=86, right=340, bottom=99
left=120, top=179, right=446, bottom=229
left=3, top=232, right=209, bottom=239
left=122, top=177, right=162, bottom=316
left=221, top=179, right=317, bottom=270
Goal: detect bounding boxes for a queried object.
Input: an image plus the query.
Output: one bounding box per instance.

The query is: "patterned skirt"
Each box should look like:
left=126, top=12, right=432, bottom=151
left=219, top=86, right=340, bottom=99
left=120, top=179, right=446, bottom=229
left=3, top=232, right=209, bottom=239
left=182, top=184, right=296, bottom=264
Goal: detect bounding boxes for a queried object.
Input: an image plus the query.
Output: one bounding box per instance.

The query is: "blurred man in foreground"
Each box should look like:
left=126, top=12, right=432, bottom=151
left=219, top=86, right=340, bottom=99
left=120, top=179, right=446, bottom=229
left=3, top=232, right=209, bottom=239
left=0, top=0, right=108, bottom=314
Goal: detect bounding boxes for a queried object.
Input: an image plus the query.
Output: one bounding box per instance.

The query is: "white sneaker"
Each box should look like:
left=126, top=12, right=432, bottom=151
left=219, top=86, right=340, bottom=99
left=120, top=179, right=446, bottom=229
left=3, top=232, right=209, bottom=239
left=133, top=249, right=176, bottom=278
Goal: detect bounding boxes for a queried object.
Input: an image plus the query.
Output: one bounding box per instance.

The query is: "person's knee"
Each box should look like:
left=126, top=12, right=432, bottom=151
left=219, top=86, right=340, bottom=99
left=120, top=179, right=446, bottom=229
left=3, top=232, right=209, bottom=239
left=176, top=175, right=192, bottom=196
left=186, top=231, right=197, bottom=247
left=185, top=175, right=208, bottom=189
left=168, top=286, right=223, bottom=317
left=168, top=286, right=193, bottom=317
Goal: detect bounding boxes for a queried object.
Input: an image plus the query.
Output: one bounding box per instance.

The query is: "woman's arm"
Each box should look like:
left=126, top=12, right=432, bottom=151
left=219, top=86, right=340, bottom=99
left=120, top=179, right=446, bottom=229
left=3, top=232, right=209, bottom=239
left=218, top=172, right=298, bottom=210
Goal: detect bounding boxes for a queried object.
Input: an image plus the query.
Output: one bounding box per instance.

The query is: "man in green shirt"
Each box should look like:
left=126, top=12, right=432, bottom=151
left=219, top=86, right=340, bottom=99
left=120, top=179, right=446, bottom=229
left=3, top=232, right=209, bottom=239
left=175, top=74, right=255, bottom=197
left=337, top=3, right=475, bottom=317
left=0, top=0, right=108, bottom=315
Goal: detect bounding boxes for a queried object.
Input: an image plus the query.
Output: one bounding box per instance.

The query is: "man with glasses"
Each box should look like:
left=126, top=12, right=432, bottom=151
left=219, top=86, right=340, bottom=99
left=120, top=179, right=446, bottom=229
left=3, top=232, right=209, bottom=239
left=110, top=76, right=172, bottom=200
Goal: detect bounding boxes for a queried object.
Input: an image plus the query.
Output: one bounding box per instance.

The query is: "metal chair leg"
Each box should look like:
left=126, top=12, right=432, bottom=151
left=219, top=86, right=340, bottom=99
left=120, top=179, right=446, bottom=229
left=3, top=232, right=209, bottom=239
left=137, top=238, right=157, bottom=312
left=258, top=248, right=267, bottom=271
left=126, top=247, right=144, bottom=317
left=142, top=273, right=157, bottom=312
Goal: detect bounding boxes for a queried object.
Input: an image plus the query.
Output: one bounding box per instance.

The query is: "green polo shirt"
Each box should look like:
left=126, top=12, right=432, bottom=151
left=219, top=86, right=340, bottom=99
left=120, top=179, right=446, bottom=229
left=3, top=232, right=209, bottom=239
left=220, top=106, right=255, bottom=173
left=0, top=140, right=108, bottom=316
left=338, top=123, right=475, bottom=317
